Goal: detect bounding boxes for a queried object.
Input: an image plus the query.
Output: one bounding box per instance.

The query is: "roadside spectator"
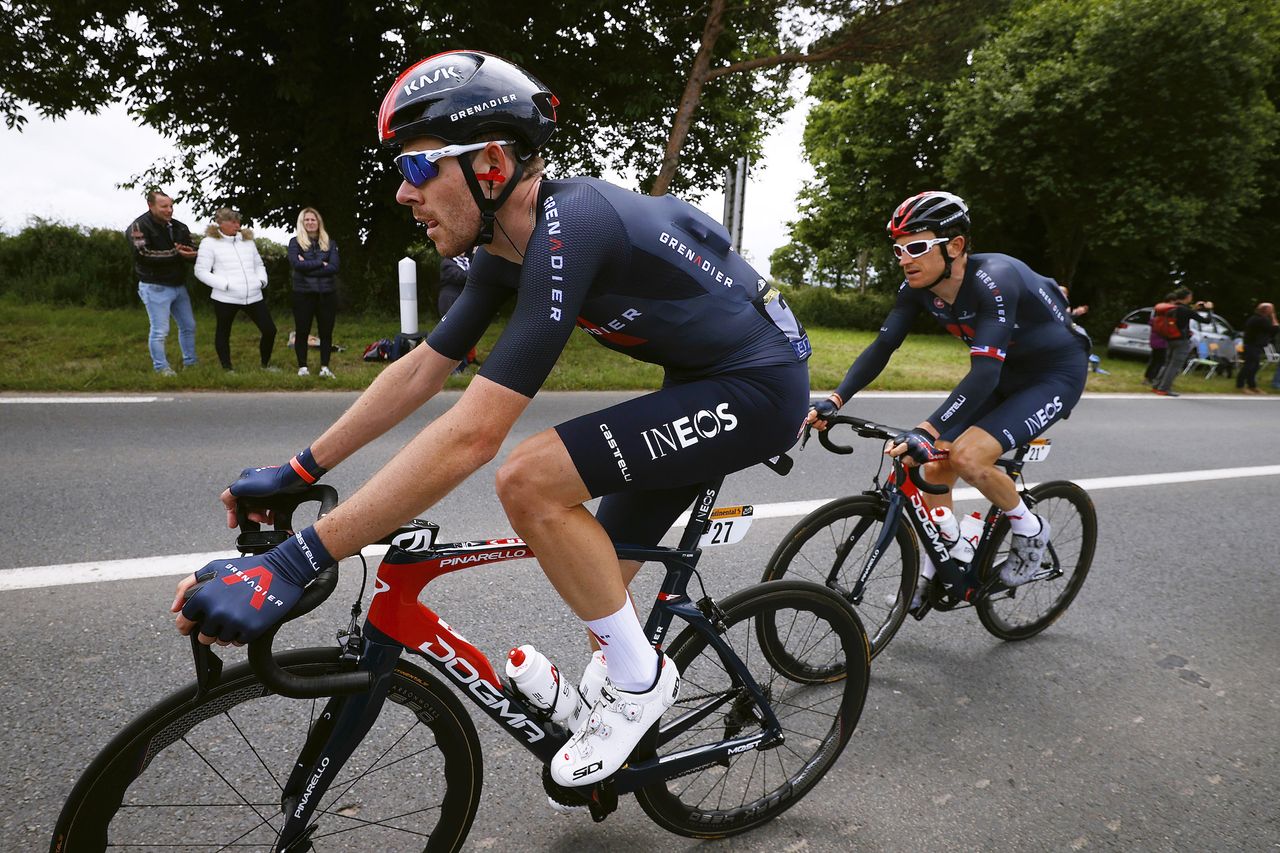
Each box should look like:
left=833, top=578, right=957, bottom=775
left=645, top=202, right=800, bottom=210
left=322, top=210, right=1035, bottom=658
left=439, top=249, right=477, bottom=374
left=1153, top=286, right=1213, bottom=397
left=1144, top=323, right=1167, bottom=385
left=1237, top=302, right=1278, bottom=394
left=194, top=208, right=276, bottom=372
left=287, top=207, right=340, bottom=378
left=1058, top=283, right=1088, bottom=318
left=126, top=189, right=198, bottom=376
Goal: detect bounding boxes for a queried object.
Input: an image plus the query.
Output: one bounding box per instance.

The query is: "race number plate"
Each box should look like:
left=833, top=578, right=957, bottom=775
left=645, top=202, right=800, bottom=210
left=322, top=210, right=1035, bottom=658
left=1024, top=438, right=1051, bottom=462
left=700, top=505, right=754, bottom=548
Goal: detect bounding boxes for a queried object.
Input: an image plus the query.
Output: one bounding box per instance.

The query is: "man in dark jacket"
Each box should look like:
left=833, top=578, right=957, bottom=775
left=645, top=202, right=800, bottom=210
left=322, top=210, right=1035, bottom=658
left=126, top=190, right=198, bottom=375
left=1153, top=286, right=1213, bottom=396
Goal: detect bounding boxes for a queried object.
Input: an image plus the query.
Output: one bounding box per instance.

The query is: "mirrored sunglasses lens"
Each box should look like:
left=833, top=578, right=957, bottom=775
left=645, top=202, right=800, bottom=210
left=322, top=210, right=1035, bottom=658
left=397, top=154, right=437, bottom=186
left=904, top=240, right=930, bottom=258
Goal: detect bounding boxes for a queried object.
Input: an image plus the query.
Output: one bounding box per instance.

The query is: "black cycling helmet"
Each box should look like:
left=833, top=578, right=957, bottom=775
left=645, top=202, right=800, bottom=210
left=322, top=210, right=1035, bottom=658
left=377, top=50, right=558, bottom=152
left=378, top=51, right=559, bottom=248
left=886, top=191, right=970, bottom=239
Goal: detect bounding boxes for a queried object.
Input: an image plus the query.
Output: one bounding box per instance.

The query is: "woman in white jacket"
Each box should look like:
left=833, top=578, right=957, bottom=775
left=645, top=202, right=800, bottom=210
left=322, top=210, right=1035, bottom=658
left=195, top=208, right=277, bottom=371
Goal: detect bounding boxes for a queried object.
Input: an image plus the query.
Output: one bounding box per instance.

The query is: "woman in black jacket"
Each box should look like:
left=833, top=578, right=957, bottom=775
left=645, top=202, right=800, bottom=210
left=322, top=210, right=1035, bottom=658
left=287, top=208, right=340, bottom=377
left=1236, top=302, right=1277, bottom=393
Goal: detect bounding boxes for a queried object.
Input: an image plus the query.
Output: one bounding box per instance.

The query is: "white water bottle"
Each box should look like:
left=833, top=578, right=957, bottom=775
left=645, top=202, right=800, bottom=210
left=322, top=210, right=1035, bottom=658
left=957, top=511, right=984, bottom=563
left=929, top=506, right=969, bottom=564
left=505, top=645, right=585, bottom=728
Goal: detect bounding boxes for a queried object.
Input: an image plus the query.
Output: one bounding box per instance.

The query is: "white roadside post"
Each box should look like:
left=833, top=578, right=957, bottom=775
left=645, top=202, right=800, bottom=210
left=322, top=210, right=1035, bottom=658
left=395, top=256, right=425, bottom=357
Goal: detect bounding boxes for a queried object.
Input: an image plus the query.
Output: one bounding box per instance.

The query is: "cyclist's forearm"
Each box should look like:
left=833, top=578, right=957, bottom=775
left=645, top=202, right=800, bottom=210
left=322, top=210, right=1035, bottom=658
left=310, top=345, right=453, bottom=468
left=313, top=377, right=525, bottom=558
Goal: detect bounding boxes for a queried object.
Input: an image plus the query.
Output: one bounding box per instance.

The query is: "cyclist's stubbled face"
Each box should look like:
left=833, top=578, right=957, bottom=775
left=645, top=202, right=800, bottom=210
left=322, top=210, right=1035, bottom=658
left=395, top=135, right=486, bottom=258
left=896, top=230, right=955, bottom=289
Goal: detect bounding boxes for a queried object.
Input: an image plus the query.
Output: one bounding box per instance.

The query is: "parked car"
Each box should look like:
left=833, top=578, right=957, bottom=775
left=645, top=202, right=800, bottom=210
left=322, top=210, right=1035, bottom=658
left=1107, top=307, right=1242, bottom=364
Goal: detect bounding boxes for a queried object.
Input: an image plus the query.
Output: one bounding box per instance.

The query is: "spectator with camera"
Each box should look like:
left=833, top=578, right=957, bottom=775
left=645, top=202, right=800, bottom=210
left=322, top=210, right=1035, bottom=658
left=1152, top=286, right=1213, bottom=396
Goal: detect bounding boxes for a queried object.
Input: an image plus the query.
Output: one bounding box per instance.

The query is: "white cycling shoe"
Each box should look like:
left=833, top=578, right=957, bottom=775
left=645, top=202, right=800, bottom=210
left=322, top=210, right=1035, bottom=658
left=550, top=654, right=680, bottom=788
left=545, top=651, right=610, bottom=814
left=1000, top=514, right=1051, bottom=586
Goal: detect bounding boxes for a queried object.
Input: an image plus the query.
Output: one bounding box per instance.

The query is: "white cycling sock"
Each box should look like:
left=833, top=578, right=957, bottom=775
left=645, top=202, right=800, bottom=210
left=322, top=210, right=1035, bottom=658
left=584, top=594, right=658, bottom=692
left=919, top=550, right=937, bottom=581
left=1005, top=499, right=1041, bottom=537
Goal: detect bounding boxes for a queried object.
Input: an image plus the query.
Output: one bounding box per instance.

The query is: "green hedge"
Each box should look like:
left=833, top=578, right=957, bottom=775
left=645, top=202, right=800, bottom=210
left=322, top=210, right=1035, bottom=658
left=781, top=285, right=941, bottom=333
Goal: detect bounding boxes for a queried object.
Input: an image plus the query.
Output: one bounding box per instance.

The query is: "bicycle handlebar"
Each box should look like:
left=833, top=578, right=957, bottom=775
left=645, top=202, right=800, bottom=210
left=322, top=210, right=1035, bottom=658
left=812, top=415, right=950, bottom=496
left=234, top=486, right=374, bottom=699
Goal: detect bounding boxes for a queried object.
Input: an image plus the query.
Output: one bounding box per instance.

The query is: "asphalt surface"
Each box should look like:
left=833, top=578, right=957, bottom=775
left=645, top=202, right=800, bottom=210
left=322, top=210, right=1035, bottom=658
left=2, top=390, right=1278, bottom=851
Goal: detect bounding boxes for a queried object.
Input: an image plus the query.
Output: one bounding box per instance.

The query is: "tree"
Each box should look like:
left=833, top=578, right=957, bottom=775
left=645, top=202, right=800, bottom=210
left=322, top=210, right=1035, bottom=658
left=652, top=0, right=1003, bottom=196
left=945, top=0, right=1279, bottom=308
left=0, top=1, right=801, bottom=305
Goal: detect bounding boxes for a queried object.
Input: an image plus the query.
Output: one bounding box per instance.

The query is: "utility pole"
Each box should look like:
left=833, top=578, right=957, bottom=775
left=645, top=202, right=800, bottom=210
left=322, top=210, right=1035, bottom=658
left=721, top=155, right=748, bottom=252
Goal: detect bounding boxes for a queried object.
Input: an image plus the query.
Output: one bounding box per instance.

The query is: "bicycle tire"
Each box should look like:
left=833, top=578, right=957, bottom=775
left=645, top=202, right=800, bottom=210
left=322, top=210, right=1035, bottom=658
left=762, top=495, right=916, bottom=659
left=51, top=648, right=482, bottom=853
left=975, top=480, right=1097, bottom=640
left=635, top=580, right=869, bottom=839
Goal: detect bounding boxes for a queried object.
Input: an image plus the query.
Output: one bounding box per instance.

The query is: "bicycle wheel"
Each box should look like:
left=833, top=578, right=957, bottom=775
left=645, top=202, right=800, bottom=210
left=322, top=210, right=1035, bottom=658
left=975, top=480, right=1097, bottom=640
left=52, top=648, right=482, bottom=853
left=762, top=495, right=916, bottom=658
left=635, top=580, right=869, bottom=839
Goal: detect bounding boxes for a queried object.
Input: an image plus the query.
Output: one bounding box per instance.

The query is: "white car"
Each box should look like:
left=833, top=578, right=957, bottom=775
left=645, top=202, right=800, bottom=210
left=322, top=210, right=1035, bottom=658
left=1106, top=307, right=1241, bottom=362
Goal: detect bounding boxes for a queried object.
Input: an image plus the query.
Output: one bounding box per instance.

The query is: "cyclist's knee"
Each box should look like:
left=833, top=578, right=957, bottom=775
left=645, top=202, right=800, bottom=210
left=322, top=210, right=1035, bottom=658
left=948, top=434, right=1000, bottom=479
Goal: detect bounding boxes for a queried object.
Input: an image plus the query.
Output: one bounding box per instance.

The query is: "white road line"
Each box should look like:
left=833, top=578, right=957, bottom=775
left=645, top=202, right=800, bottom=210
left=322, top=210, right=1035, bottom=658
left=0, top=396, right=167, bottom=404
left=3, top=463, right=1278, bottom=593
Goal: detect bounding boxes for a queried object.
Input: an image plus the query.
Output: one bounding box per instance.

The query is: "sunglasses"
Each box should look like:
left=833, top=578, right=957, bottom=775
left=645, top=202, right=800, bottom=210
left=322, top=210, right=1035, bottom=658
left=892, top=236, right=949, bottom=259
left=394, top=140, right=514, bottom=186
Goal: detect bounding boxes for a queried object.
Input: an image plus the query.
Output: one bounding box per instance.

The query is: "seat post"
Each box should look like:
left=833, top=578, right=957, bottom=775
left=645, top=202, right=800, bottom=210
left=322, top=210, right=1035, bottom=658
left=676, top=478, right=725, bottom=552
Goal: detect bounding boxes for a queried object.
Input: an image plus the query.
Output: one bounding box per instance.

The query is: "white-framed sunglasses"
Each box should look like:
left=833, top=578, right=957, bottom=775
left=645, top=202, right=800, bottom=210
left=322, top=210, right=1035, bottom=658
left=892, top=236, right=950, bottom=260
left=394, top=140, right=514, bottom=186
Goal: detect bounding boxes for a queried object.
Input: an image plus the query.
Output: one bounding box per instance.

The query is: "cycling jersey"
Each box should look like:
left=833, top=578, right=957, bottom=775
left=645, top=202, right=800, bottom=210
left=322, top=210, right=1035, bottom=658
left=833, top=253, right=1089, bottom=442
left=427, top=177, right=810, bottom=398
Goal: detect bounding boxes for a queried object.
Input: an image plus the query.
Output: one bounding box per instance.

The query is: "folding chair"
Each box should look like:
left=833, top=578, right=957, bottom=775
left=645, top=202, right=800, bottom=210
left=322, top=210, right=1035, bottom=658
left=1182, top=341, right=1221, bottom=379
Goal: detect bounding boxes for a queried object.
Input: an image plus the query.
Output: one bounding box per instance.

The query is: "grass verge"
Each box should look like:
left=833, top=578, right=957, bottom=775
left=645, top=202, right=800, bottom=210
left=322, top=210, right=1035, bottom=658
left=0, top=298, right=1268, bottom=394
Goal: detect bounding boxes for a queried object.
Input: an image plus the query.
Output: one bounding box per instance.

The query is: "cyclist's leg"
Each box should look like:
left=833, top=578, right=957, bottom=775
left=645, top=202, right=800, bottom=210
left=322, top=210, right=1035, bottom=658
left=496, top=363, right=807, bottom=785
left=498, top=363, right=807, bottom=626
left=950, top=357, right=1087, bottom=510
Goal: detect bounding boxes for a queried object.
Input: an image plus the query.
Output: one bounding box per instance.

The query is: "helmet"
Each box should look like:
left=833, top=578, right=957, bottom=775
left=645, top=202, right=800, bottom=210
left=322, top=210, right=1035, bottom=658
left=377, top=50, right=558, bottom=151
left=887, top=191, right=969, bottom=238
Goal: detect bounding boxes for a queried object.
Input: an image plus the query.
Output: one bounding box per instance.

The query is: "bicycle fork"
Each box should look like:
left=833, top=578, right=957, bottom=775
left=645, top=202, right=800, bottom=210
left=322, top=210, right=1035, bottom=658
left=274, top=636, right=403, bottom=852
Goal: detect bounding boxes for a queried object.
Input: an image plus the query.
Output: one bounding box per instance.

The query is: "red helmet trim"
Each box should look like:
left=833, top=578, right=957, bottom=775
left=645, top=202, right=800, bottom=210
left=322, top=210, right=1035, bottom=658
left=378, top=49, right=473, bottom=143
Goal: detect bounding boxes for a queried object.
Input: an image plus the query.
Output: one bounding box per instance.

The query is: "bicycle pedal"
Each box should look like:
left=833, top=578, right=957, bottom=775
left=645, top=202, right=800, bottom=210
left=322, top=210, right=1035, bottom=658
left=588, top=781, right=618, bottom=823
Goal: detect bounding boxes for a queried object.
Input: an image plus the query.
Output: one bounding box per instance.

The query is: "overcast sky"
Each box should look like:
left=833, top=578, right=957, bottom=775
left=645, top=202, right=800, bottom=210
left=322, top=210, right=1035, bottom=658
left=0, top=97, right=811, bottom=278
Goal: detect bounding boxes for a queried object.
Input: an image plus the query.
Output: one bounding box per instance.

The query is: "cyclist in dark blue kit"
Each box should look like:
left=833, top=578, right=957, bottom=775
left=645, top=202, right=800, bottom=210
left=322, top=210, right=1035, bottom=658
left=809, top=191, right=1089, bottom=606
left=171, top=51, right=811, bottom=790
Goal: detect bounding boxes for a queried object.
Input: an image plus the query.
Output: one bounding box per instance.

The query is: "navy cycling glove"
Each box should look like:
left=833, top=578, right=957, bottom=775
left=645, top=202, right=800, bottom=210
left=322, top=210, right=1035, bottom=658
left=229, top=447, right=327, bottom=499
left=182, top=526, right=335, bottom=643
left=893, top=429, right=946, bottom=465
left=811, top=397, right=840, bottom=422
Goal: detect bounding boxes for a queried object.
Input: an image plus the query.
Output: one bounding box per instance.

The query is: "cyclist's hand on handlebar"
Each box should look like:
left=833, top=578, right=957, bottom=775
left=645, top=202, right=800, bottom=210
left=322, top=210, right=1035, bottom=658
left=804, top=393, right=843, bottom=432
left=887, top=428, right=946, bottom=467
left=172, top=526, right=335, bottom=645
left=223, top=447, right=327, bottom=529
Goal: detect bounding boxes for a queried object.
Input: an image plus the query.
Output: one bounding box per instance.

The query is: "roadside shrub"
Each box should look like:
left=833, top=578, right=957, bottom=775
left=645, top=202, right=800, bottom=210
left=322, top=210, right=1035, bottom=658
left=0, top=219, right=136, bottom=308
left=781, top=285, right=940, bottom=333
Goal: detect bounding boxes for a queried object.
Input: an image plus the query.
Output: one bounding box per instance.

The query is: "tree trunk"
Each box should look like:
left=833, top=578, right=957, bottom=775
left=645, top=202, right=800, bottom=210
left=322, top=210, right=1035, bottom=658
left=651, top=0, right=727, bottom=196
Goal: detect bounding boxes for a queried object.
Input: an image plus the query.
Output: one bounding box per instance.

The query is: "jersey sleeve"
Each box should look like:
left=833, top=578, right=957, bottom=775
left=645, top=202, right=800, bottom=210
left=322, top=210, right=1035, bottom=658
left=925, top=268, right=1019, bottom=433
left=477, top=183, right=626, bottom=397
left=833, top=284, right=918, bottom=402
left=425, top=249, right=516, bottom=361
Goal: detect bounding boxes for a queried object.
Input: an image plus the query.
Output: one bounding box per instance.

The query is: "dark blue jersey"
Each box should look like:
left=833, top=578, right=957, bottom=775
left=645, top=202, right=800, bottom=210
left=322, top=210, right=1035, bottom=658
left=427, top=177, right=810, bottom=397
left=834, top=253, right=1089, bottom=434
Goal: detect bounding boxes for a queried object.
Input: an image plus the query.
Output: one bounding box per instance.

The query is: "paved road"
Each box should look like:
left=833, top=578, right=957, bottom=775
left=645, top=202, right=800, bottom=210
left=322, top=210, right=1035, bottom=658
left=2, top=391, right=1278, bottom=851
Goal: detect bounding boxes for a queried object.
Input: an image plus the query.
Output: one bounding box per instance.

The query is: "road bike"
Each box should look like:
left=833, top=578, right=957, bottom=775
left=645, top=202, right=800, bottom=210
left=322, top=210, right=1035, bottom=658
left=52, top=470, right=870, bottom=851
left=763, top=415, right=1096, bottom=658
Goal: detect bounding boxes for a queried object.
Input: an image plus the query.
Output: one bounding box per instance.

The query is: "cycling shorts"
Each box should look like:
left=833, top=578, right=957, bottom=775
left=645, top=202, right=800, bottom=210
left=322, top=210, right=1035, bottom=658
left=939, top=353, right=1087, bottom=451
left=555, top=361, right=809, bottom=548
